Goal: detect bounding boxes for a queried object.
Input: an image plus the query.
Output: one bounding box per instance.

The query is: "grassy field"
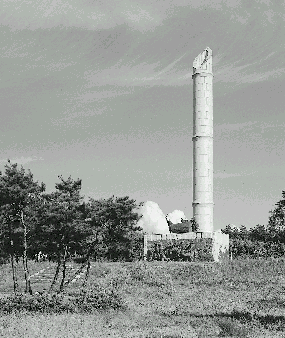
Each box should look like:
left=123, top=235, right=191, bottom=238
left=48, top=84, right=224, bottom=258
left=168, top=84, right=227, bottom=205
left=1, top=258, right=285, bottom=337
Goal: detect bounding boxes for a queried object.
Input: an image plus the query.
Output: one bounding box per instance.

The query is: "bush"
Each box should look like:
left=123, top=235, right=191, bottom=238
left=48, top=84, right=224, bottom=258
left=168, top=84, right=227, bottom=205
left=147, top=239, right=213, bottom=262
left=73, top=256, right=87, bottom=264
left=68, top=284, right=126, bottom=312
left=0, top=293, right=73, bottom=314
left=0, top=256, right=9, bottom=265
left=230, top=237, right=285, bottom=260
left=0, top=282, right=126, bottom=314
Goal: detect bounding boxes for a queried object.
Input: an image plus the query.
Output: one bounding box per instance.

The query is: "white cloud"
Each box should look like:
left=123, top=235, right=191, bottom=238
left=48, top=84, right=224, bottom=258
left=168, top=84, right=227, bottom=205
left=173, top=0, right=241, bottom=10
left=214, top=170, right=258, bottom=178
left=0, top=156, right=43, bottom=165
left=214, top=51, right=285, bottom=85
left=1, top=0, right=112, bottom=31
left=82, top=52, right=189, bottom=88
left=230, top=10, right=251, bottom=25
left=151, top=53, right=188, bottom=80
left=263, top=9, right=276, bottom=24
left=215, top=121, right=257, bottom=132
left=237, top=68, right=285, bottom=84
left=214, top=172, right=243, bottom=178
left=0, top=0, right=162, bottom=32
left=50, top=87, right=134, bottom=125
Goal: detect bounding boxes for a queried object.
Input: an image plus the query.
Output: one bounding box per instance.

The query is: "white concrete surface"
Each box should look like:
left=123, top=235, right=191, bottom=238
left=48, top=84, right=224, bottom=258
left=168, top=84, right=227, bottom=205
left=192, top=47, right=214, bottom=233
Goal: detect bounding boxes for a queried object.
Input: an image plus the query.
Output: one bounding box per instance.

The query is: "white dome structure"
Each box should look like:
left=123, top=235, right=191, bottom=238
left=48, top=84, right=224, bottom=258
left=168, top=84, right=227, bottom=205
left=166, top=210, right=187, bottom=224
left=137, top=201, right=169, bottom=234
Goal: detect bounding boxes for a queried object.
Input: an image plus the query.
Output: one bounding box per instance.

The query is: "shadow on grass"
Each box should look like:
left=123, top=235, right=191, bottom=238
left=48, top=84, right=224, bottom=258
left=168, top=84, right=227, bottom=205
left=258, top=297, right=285, bottom=309
left=215, top=310, right=285, bottom=331
left=161, top=308, right=285, bottom=335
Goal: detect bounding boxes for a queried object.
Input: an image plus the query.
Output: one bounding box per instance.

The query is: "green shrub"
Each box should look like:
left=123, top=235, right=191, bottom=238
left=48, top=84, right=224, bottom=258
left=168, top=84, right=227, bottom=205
left=0, top=293, right=73, bottom=314
left=147, top=239, right=213, bottom=262
left=216, top=316, right=251, bottom=337
left=73, top=257, right=87, bottom=264
left=229, top=237, right=285, bottom=260
left=0, top=256, right=9, bottom=265
left=0, top=280, right=126, bottom=314
left=68, top=284, right=126, bottom=312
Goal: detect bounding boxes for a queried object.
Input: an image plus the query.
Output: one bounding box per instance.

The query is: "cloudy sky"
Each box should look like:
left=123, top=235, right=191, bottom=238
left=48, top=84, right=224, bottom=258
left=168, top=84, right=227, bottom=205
left=0, top=0, right=284, bottom=230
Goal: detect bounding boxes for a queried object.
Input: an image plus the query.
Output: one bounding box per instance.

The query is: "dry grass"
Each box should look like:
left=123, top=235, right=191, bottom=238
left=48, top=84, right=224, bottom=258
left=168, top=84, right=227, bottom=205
left=1, top=258, right=285, bottom=337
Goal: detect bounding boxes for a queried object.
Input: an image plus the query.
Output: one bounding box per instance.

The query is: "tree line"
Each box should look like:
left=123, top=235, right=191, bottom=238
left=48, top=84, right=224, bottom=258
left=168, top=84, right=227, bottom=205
left=222, top=194, right=285, bottom=259
left=1, top=160, right=285, bottom=294
left=0, top=160, right=144, bottom=294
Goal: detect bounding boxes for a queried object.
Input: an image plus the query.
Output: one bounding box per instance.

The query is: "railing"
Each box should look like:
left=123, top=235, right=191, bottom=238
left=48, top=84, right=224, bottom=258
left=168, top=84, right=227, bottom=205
left=143, top=232, right=213, bottom=260
left=145, top=232, right=213, bottom=242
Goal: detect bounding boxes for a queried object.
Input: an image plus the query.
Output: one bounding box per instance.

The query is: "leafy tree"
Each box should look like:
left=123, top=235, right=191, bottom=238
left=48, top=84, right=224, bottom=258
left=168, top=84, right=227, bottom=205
left=0, top=213, right=10, bottom=263
left=237, top=225, right=248, bottom=240
left=248, top=224, right=270, bottom=242
left=222, top=224, right=248, bottom=240
left=190, top=217, right=199, bottom=232
left=165, top=216, right=173, bottom=233
left=267, top=191, right=285, bottom=243
left=0, top=160, right=45, bottom=294
left=34, top=175, right=86, bottom=292
left=85, top=196, right=143, bottom=262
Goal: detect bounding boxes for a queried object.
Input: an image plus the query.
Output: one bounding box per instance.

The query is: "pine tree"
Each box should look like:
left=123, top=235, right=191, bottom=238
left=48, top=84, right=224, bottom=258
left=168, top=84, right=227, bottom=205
left=0, top=160, right=45, bottom=294
left=86, top=196, right=143, bottom=262
left=34, top=175, right=86, bottom=292
left=268, top=190, right=285, bottom=243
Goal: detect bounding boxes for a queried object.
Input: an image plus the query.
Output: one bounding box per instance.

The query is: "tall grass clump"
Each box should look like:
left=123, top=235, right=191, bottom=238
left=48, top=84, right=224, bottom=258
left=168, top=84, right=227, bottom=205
left=0, top=293, right=73, bottom=315
left=0, top=277, right=127, bottom=315
left=68, top=276, right=128, bottom=312
left=128, top=262, right=174, bottom=296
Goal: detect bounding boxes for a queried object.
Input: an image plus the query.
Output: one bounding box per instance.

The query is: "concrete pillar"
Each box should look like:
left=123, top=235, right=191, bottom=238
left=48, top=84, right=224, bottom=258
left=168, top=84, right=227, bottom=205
left=212, top=230, right=229, bottom=262
left=192, top=47, right=214, bottom=233
left=143, top=234, right=148, bottom=261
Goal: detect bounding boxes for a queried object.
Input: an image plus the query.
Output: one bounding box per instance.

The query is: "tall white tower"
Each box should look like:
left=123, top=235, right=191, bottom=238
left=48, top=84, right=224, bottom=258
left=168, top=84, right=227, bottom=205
left=192, top=47, right=214, bottom=233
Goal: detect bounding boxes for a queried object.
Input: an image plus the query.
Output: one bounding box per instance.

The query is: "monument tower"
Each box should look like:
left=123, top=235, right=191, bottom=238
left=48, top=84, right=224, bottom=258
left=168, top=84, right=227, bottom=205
left=192, top=47, right=214, bottom=233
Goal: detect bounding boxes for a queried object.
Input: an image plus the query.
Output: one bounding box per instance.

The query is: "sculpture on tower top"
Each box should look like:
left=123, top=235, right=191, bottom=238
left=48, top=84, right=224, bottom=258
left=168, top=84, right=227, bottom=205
left=193, top=47, right=212, bottom=75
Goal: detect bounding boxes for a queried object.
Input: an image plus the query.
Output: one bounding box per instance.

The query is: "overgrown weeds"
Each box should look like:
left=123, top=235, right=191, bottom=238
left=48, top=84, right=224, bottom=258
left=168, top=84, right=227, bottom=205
left=216, top=309, right=285, bottom=334
left=0, top=280, right=126, bottom=314
left=128, top=262, right=174, bottom=295
left=2, top=259, right=285, bottom=337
